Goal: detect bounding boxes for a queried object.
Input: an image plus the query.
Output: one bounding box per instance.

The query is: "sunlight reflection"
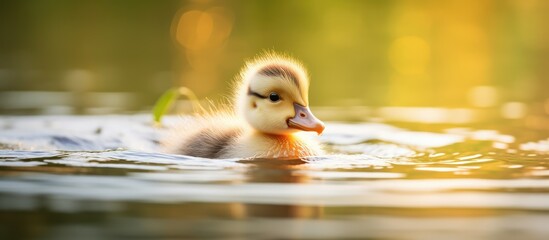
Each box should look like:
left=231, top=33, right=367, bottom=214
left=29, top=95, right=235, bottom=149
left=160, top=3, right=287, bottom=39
left=468, top=85, right=498, bottom=107
left=445, top=129, right=515, bottom=143
left=378, top=107, right=475, bottom=124
left=501, top=102, right=528, bottom=119
left=415, top=166, right=466, bottom=173
left=520, top=138, right=549, bottom=153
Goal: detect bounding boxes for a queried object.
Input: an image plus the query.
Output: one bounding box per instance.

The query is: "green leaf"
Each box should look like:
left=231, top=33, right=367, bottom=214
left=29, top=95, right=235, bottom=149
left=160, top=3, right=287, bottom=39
left=152, top=88, right=180, bottom=124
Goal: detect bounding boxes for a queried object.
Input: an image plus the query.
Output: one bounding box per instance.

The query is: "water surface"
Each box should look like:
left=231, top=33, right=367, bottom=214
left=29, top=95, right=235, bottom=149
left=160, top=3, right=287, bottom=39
left=1, top=115, right=549, bottom=239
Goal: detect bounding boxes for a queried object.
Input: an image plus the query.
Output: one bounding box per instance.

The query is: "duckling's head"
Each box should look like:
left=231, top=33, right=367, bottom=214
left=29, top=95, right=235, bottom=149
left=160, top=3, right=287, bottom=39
left=235, top=53, right=325, bottom=135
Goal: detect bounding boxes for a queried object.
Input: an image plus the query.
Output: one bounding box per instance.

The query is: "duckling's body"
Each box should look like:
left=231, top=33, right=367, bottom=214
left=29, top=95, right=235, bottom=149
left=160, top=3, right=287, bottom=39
left=165, top=53, right=324, bottom=159
left=169, top=115, right=243, bottom=159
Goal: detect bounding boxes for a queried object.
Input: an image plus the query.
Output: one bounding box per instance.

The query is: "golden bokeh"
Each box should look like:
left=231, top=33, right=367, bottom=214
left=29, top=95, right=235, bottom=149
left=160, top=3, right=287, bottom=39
left=388, top=36, right=430, bottom=75
left=0, top=0, right=547, bottom=122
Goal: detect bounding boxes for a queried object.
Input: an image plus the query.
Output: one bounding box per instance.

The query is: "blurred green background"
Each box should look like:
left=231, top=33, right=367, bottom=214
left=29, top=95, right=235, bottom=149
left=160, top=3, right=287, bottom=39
left=0, top=0, right=548, bottom=122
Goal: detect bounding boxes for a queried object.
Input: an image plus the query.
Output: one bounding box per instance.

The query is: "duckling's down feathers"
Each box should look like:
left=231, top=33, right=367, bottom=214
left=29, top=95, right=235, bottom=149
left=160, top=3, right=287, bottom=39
left=164, top=114, right=243, bottom=159
left=163, top=113, right=323, bottom=159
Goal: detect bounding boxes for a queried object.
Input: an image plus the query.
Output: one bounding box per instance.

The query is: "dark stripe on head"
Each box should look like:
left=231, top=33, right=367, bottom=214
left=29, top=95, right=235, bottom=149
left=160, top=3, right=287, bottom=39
left=258, top=64, right=301, bottom=90
left=247, top=87, right=267, bottom=99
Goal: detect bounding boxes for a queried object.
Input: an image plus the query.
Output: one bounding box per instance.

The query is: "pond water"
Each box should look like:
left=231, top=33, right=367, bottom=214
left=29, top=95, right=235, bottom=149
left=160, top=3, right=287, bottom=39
left=1, top=114, right=549, bottom=239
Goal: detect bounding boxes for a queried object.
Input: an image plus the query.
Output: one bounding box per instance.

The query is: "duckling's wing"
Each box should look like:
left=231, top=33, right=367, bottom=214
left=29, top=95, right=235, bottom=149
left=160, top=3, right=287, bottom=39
left=163, top=114, right=243, bottom=158
left=177, top=126, right=243, bottom=158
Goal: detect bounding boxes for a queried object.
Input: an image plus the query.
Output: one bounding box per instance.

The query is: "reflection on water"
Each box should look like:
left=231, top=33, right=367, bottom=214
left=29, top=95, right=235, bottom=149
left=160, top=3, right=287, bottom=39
left=1, top=115, right=549, bottom=239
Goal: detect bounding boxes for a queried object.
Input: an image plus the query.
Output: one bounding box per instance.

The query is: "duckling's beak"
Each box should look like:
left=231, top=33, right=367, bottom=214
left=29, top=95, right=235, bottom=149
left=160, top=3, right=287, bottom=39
left=287, top=103, right=325, bottom=135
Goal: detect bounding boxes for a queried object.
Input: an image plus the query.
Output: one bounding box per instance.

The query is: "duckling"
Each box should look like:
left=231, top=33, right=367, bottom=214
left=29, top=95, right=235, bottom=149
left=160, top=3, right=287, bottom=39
left=164, top=52, right=325, bottom=159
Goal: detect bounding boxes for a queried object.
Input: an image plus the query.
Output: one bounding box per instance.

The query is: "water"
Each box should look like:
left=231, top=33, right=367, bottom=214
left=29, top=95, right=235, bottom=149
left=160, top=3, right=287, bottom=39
left=1, top=114, right=549, bottom=239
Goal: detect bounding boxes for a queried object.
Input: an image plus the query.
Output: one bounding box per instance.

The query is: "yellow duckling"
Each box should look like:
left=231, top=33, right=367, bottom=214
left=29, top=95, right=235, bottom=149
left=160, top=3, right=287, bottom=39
left=165, top=52, right=325, bottom=159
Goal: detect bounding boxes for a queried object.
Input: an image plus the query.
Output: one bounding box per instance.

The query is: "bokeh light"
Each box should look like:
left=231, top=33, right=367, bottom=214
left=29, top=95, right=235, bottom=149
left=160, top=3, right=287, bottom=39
left=0, top=0, right=547, bottom=125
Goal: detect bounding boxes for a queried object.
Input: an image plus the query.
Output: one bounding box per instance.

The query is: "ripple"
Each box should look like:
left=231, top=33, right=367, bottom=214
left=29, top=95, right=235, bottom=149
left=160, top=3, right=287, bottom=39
left=0, top=114, right=548, bottom=216
left=130, top=171, right=247, bottom=183
left=103, top=151, right=245, bottom=170
left=521, top=138, right=549, bottom=153
left=415, top=167, right=466, bottom=172
left=0, top=161, right=47, bottom=167
left=300, top=171, right=405, bottom=179
left=0, top=150, right=61, bottom=160
left=44, top=159, right=169, bottom=171
left=324, top=123, right=464, bottom=148
left=1, top=174, right=549, bottom=210
left=303, top=155, right=390, bottom=169
left=332, top=143, right=416, bottom=159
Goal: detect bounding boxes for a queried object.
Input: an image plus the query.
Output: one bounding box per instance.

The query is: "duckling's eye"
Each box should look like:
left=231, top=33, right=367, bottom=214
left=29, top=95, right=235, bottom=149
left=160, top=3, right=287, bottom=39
left=269, top=92, right=281, bottom=102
